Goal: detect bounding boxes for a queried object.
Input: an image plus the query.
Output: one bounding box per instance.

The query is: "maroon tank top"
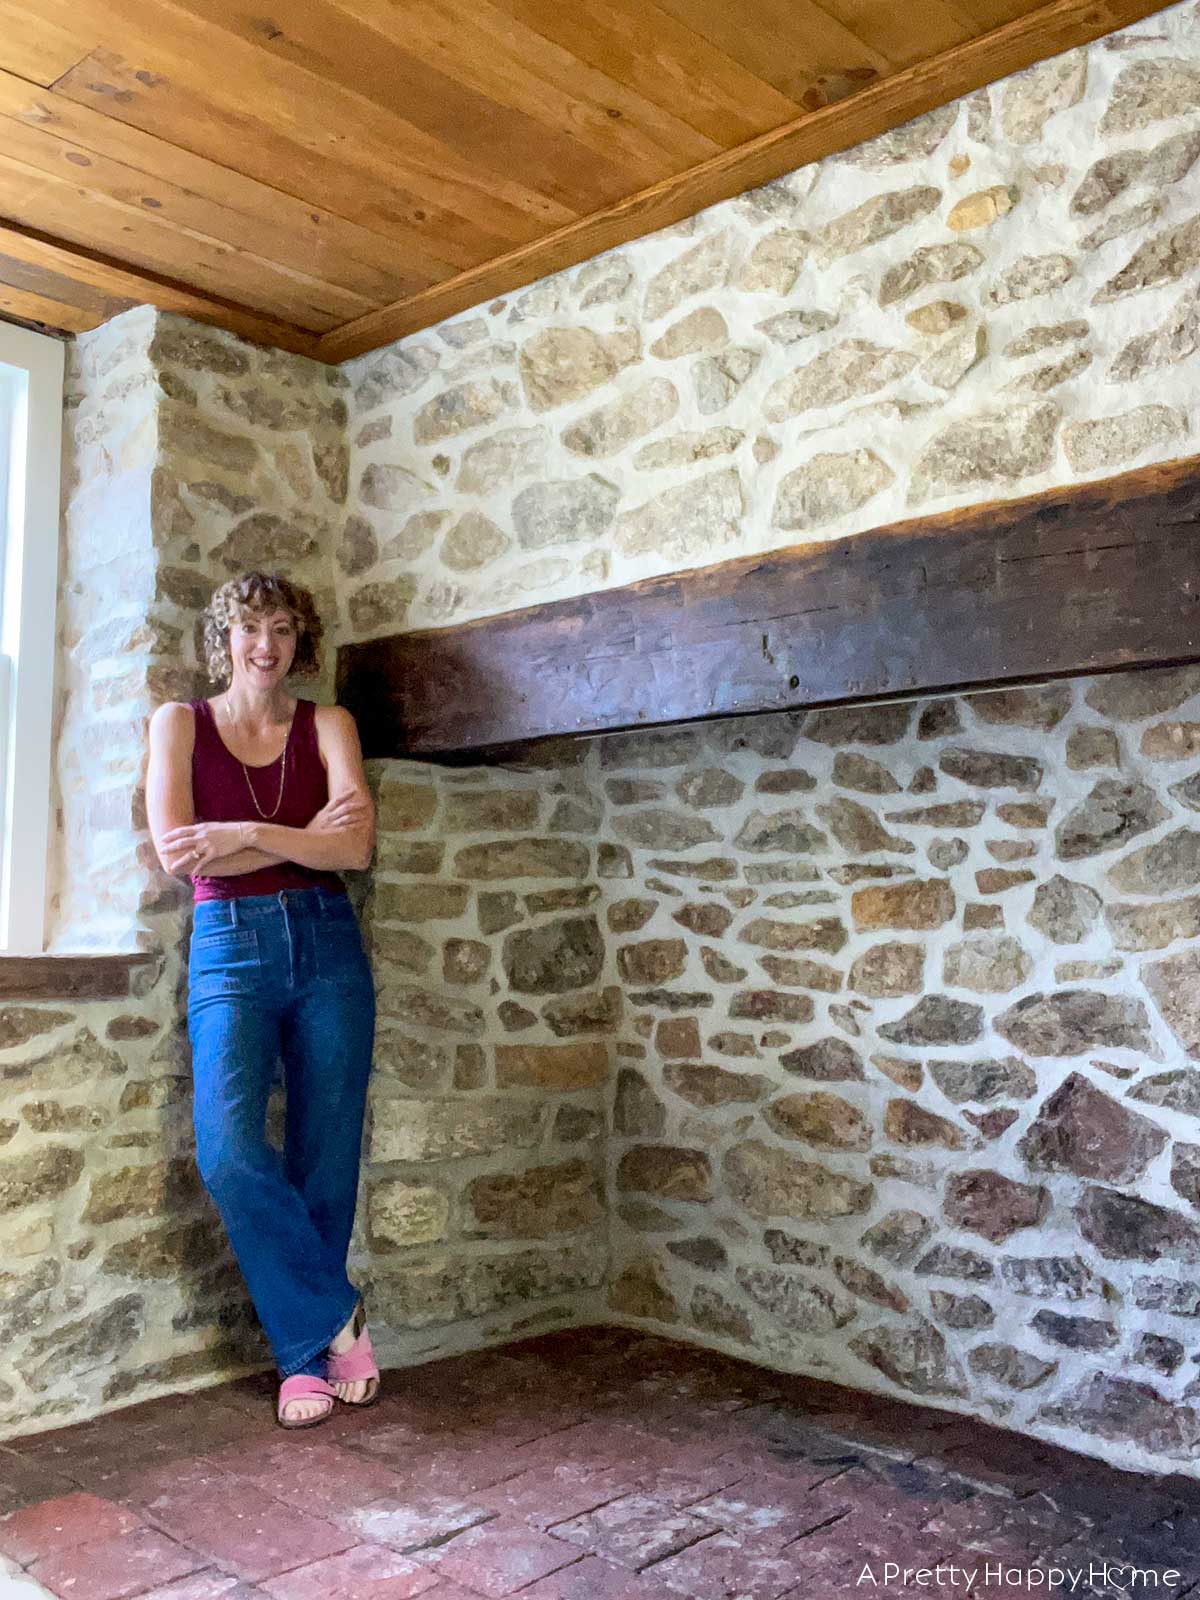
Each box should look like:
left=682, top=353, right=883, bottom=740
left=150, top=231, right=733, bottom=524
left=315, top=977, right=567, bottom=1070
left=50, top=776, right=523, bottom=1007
left=189, top=697, right=345, bottom=903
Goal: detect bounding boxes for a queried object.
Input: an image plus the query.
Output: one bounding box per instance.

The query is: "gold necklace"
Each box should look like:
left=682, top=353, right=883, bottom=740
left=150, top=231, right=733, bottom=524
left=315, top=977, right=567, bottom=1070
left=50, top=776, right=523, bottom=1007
left=223, top=698, right=293, bottom=821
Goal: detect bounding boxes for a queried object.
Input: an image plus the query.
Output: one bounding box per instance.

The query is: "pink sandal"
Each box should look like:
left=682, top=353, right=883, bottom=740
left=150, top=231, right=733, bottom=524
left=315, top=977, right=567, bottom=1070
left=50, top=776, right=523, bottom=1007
left=325, top=1300, right=381, bottom=1407
left=277, top=1373, right=336, bottom=1429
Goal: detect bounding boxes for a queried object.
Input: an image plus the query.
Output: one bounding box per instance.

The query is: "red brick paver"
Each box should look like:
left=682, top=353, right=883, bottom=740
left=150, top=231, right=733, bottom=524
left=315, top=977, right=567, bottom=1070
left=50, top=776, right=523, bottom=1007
left=2, top=1327, right=1200, bottom=1600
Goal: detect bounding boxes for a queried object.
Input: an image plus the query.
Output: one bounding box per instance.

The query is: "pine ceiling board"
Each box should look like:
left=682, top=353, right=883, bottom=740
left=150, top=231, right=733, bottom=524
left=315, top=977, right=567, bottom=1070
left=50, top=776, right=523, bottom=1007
left=0, top=222, right=318, bottom=352
left=648, top=0, right=892, bottom=102
left=55, top=50, right=540, bottom=275
left=318, top=0, right=1170, bottom=361
left=48, top=1, right=577, bottom=250
left=0, top=113, right=388, bottom=328
left=819, top=0, right=980, bottom=68
left=488, top=0, right=804, bottom=146
left=0, top=245, right=135, bottom=320
left=331, top=0, right=723, bottom=182
left=950, top=0, right=1052, bottom=28
left=0, top=283, right=104, bottom=333
left=0, top=4, right=95, bottom=88
left=159, top=0, right=681, bottom=215
left=0, top=70, right=432, bottom=306
left=0, top=149, right=367, bottom=332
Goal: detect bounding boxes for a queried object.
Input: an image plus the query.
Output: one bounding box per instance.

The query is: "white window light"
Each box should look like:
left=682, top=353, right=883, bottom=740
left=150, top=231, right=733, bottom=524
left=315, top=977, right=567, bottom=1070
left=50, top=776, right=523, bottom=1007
left=0, top=323, right=64, bottom=955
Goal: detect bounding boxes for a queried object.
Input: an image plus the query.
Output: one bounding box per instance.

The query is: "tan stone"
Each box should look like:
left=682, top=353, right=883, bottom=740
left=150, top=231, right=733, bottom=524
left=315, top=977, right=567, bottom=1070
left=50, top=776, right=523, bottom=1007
left=921, top=324, right=987, bottom=391
left=884, top=1099, right=967, bottom=1149
left=377, top=781, right=437, bottom=832
left=723, top=1139, right=873, bottom=1221
left=906, top=300, right=967, bottom=335
left=944, top=935, right=1033, bottom=993
left=1064, top=406, right=1186, bottom=473
left=633, top=427, right=743, bottom=470
left=562, top=378, right=678, bottom=457
left=850, top=942, right=924, bottom=997
left=852, top=879, right=955, bottom=930
left=370, top=1180, right=449, bottom=1247
left=454, top=839, right=588, bottom=879
left=614, top=468, right=743, bottom=562
left=765, top=1091, right=871, bottom=1150
left=617, top=1144, right=712, bottom=1201
left=374, top=881, right=469, bottom=922
left=649, top=306, right=728, bottom=358
left=772, top=449, right=893, bottom=530
left=441, top=511, right=509, bottom=573
left=948, top=186, right=1019, bottom=231
left=910, top=403, right=1059, bottom=503
left=457, top=427, right=548, bottom=494
left=370, top=1096, right=542, bottom=1162
left=1141, top=722, right=1200, bottom=760
left=443, top=789, right=539, bottom=832
left=764, top=341, right=917, bottom=421
left=737, top=229, right=810, bottom=293
left=469, top=1159, right=602, bottom=1237
left=663, top=1063, right=768, bottom=1106
left=694, top=347, right=759, bottom=414
left=1110, top=294, right=1200, bottom=382
left=496, top=1041, right=607, bottom=1090
left=1101, top=59, right=1200, bottom=135
left=879, top=243, right=984, bottom=307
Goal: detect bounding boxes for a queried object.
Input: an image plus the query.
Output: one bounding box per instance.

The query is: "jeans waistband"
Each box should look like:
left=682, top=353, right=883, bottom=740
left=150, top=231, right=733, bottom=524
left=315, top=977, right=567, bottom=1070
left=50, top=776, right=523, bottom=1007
left=193, top=888, right=351, bottom=926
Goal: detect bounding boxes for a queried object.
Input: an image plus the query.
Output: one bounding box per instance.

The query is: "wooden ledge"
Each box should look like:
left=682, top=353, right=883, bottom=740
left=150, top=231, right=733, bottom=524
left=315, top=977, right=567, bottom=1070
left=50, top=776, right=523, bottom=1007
left=0, top=953, right=156, bottom=1002
left=338, top=454, right=1200, bottom=758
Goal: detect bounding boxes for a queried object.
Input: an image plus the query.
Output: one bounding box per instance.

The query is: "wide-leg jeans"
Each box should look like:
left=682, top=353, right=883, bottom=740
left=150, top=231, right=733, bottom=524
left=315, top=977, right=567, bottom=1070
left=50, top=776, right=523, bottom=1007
left=187, top=886, right=376, bottom=1377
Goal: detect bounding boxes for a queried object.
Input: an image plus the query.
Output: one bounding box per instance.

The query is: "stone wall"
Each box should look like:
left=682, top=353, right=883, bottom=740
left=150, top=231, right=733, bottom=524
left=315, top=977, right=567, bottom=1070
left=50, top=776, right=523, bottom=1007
left=598, top=667, right=1200, bottom=1477
left=336, top=0, right=1200, bottom=640
left=358, top=753, right=612, bottom=1362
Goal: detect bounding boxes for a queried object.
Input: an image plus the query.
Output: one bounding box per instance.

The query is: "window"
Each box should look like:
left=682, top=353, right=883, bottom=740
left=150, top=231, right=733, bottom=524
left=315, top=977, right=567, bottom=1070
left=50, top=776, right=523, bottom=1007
left=0, top=323, right=65, bottom=954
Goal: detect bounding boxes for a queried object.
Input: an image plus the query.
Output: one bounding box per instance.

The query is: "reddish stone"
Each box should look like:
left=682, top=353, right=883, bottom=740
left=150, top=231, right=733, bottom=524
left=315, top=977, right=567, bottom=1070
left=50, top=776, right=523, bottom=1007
left=258, top=1542, right=439, bottom=1598
left=552, top=1491, right=710, bottom=1568
left=1019, top=1072, right=1168, bottom=1183
left=132, top=1477, right=352, bottom=1580
left=422, top=1517, right=578, bottom=1596
left=944, top=1169, right=1050, bottom=1243
left=29, top=1526, right=203, bottom=1600
left=0, top=1491, right=141, bottom=1565
left=522, top=1554, right=679, bottom=1596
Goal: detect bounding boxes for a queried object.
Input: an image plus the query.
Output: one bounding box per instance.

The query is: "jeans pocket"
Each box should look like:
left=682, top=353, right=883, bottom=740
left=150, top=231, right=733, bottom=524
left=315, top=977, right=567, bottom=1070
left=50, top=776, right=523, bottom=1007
left=188, top=927, right=263, bottom=999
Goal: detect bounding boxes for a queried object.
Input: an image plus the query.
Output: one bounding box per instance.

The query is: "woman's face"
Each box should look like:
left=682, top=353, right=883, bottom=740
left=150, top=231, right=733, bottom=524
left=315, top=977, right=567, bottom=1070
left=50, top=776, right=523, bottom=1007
left=228, top=607, right=298, bottom=691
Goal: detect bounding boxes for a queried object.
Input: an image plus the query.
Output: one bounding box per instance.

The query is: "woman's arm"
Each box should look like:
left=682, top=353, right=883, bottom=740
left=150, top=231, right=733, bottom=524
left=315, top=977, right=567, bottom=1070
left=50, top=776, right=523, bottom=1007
left=160, top=706, right=375, bottom=875
left=244, top=706, right=375, bottom=872
left=146, top=703, right=280, bottom=878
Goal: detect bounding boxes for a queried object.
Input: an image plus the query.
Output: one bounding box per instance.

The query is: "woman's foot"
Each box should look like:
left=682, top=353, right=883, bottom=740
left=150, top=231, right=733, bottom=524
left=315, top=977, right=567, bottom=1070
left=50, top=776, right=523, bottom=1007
left=277, top=1374, right=335, bottom=1429
left=327, top=1300, right=379, bottom=1405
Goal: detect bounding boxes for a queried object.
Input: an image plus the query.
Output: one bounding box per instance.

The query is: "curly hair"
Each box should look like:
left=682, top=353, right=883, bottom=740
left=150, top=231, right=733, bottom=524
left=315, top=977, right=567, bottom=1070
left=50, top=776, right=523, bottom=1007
left=202, top=572, right=323, bottom=686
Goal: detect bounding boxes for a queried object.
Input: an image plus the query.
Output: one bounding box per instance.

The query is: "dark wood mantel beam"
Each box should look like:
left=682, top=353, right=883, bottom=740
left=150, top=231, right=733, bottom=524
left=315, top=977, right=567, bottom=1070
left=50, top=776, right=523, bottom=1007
left=336, top=456, right=1200, bottom=760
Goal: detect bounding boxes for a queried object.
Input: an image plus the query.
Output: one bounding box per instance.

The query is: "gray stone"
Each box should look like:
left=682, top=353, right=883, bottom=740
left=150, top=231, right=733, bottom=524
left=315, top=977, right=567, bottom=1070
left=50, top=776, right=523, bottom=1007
left=1096, top=214, right=1200, bottom=302
left=764, top=341, right=917, bottom=421
left=502, top=916, right=605, bottom=995
left=1110, top=294, right=1200, bottom=381
left=1109, top=828, right=1200, bottom=895
left=1101, top=59, right=1200, bottom=135
left=735, top=1265, right=856, bottom=1332
left=1000, top=55, right=1087, bottom=142
left=845, top=105, right=957, bottom=167
left=611, top=808, right=721, bottom=850
left=910, top=404, right=1060, bottom=502
left=693, top=347, right=760, bottom=413
left=562, top=379, right=678, bottom=456
left=737, top=229, right=810, bottom=293
left=1076, top=1185, right=1200, bottom=1265
left=920, top=324, right=988, bottom=391
left=807, top=704, right=912, bottom=745
left=1085, top=666, right=1200, bottom=720
left=995, top=991, right=1155, bottom=1056
left=441, top=512, right=509, bottom=572
left=614, top=468, right=743, bottom=562
left=756, top=309, right=839, bottom=343
left=1144, top=950, right=1200, bottom=1057
left=943, top=935, right=1033, bottom=993
left=929, top=1055, right=1037, bottom=1103
left=1028, top=875, right=1102, bottom=943
left=780, top=1038, right=863, bottom=1081
left=359, top=461, right=436, bottom=514
left=878, top=243, right=984, bottom=307
left=644, top=230, right=731, bottom=321
left=413, top=378, right=511, bottom=441
left=772, top=450, right=894, bottom=530
left=1109, top=895, right=1200, bottom=951
left=352, top=344, right=439, bottom=409
left=816, top=796, right=913, bottom=855
left=850, top=942, right=924, bottom=998
left=348, top=576, right=417, bottom=632
left=849, top=1320, right=966, bottom=1397
left=513, top=475, right=620, bottom=551
left=969, top=1343, right=1057, bottom=1390
left=1004, top=320, right=1090, bottom=358
left=734, top=809, right=825, bottom=854
left=634, top=427, right=743, bottom=470
left=940, top=747, right=1043, bottom=790
left=879, top=996, right=984, bottom=1046
left=1064, top=406, right=1186, bottom=473
left=819, top=186, right=942, bottom=260
left=457, top=427, right=548, bottom=493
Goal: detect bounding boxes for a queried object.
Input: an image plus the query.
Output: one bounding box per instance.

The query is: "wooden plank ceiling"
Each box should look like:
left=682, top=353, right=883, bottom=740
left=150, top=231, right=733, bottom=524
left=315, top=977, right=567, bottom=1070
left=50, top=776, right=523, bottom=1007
left=0, top=0, right=1170, bottom=360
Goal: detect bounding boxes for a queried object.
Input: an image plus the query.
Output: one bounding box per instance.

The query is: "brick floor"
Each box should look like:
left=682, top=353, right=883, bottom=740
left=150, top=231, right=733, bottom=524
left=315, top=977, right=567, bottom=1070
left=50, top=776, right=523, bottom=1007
left=2, top=1327, right=1200, bottom=1599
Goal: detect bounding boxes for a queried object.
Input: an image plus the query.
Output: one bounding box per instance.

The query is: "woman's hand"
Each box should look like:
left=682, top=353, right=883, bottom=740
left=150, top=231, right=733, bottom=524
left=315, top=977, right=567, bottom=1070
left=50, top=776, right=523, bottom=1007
left=160, top=820, right=248, bottom=874
left=309, top=792, right=372, bottom=833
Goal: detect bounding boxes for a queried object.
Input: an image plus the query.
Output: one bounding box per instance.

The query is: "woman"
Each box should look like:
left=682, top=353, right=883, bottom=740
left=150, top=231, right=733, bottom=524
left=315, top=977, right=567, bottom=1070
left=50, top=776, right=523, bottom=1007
left=147, top=571, right=380, bottom=1429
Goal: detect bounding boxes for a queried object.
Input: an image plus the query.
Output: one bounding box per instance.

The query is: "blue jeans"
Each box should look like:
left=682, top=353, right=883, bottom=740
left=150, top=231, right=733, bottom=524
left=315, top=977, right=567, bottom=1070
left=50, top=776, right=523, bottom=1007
left=187, top=886, right=376, bottom=1378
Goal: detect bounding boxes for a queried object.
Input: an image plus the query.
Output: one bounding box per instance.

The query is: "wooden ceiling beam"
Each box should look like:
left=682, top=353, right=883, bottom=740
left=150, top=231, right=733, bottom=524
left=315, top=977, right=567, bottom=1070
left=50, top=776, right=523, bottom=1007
left=0, top=221, right=320, bottom=352
left=336, top=455, right=1200, bottom=759
left=315, top=0, right=1170, bottom=361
